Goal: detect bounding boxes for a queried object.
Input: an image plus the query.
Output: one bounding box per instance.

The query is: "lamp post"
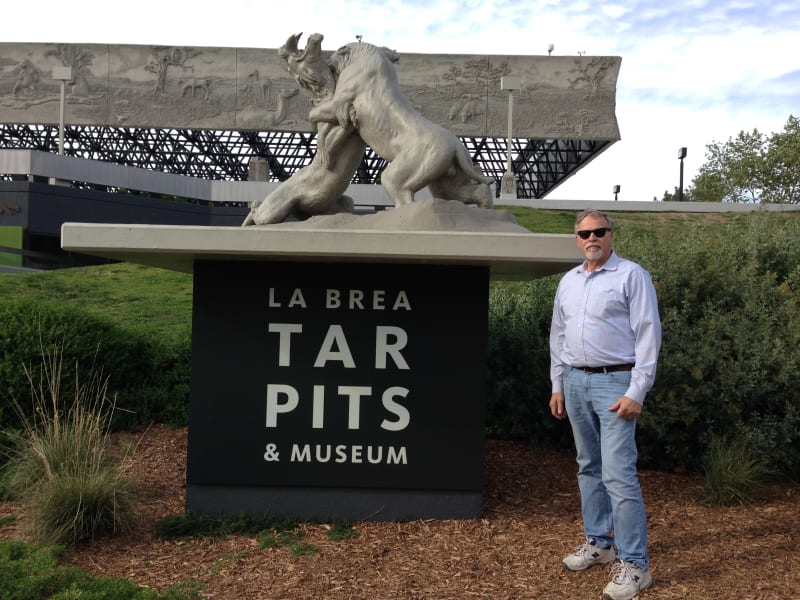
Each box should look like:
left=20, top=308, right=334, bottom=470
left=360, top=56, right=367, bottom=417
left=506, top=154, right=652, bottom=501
left=52, top=66, right=72, bottom=155
left=500, top=75, right=521, bottom=200
left=678, top=147, right=687, bottom=202
left=613, top=184, right=620, bottom=201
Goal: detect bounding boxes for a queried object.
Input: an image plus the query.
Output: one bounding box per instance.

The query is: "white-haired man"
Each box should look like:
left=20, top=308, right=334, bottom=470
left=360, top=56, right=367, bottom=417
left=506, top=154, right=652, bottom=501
left=549, top=209, right=662, bottom=600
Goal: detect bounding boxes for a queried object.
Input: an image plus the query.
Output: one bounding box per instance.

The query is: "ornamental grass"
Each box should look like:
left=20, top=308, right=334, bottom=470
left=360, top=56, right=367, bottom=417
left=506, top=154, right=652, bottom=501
left=2, top=343, right=137, bottom=545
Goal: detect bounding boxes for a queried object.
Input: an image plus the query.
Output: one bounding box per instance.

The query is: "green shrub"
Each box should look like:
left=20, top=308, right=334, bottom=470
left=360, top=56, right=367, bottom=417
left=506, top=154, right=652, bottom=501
left=0, top=540, right=201, bottom=599
left=0, top=540, right=64, bottom=600
left=27, top=470, right=137, bottom=546
left=486, top=279, right=573, bottom=450
left=633, top=214, right=800, bottom=474
left=485, top=212, right=800, bottom=478
left=0, top=299, right=190, bottom=432
left=702, top=433, right=772, bottom=505
left=3, top=348, right=137, bottom=545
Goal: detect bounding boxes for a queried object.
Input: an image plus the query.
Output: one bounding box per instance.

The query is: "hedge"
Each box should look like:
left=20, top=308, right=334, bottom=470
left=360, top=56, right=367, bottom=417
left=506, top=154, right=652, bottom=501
left=487, top=212, right=800, bottom=476
left=0, top=299, right=190, bottom=433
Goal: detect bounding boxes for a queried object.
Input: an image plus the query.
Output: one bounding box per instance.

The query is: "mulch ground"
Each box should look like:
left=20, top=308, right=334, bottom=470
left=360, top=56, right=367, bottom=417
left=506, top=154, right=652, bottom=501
left=1, top=424, right=797, bottom=599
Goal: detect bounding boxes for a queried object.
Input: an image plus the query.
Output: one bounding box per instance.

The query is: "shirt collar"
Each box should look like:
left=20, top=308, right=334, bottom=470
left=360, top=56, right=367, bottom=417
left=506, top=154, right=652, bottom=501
left=578, top=250, right=619, bottom=274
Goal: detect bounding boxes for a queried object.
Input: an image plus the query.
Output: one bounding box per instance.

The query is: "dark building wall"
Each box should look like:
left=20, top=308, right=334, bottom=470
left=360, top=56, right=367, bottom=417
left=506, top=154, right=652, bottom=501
left=4, top=182, right=246, bottom=234
left=0, top=181, right=248, bottom=268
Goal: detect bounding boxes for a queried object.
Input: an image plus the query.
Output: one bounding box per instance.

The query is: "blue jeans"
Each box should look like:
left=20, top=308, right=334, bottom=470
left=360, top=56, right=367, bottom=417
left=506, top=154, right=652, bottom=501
left=564, top=367, right=649, bottom=570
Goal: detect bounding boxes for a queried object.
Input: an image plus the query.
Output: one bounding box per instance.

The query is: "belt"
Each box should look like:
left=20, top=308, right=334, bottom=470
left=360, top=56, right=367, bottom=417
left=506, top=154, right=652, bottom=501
left=575, top=363, right=635, bottom=374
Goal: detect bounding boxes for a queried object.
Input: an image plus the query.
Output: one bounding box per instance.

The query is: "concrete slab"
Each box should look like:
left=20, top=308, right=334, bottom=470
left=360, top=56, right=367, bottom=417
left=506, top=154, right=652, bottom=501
left=60, top=222, right=582, bottom=280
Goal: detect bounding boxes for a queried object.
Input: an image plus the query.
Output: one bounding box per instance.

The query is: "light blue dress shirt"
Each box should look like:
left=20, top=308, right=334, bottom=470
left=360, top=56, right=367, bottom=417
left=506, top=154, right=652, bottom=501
left=550, top=251, right=662, bottom=404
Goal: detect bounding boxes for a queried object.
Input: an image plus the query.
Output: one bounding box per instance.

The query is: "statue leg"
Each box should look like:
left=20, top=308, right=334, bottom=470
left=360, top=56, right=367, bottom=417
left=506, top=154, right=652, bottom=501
left=381, top=163, right=416, bottom=206
left=251, top=199, right=295, bottom=225
left=318, top=122, right=355, bottom=170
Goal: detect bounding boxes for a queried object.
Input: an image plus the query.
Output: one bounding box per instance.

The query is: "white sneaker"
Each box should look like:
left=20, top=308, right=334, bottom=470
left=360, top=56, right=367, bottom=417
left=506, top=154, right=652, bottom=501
left=602, top=560, right=653, bottom=600
left=562, top=537, right=616, bottom=571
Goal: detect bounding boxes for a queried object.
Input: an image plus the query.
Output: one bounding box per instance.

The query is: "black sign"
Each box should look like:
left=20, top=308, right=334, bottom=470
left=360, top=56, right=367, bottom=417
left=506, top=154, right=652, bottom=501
left=186, top=260, right=488, bottom=493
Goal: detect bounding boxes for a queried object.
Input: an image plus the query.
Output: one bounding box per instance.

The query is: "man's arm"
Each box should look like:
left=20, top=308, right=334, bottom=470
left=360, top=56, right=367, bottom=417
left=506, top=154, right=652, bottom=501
left=624, top=267, right=662, bottom=404
left=549, top=283, right=567, bottom=419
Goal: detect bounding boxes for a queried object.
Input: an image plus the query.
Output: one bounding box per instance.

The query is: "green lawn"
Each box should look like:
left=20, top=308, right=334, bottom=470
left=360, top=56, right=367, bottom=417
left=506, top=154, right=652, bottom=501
left=0, top=262, right=193, bottom=340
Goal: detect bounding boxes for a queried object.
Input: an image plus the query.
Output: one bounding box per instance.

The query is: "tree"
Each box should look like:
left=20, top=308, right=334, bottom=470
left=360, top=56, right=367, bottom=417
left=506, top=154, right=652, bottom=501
left=690, top=115, right=800, bottom=204
left=44, top=45, right=95, bottom=97
left=694, top=129, right=767, bottom=203
left=691, top=168, right=729, bottom=203
left=145, top=47, right=202, bottom=97
left=661, top=186, right=695, bottom=202
left=762, top=115, right=800, bottom=203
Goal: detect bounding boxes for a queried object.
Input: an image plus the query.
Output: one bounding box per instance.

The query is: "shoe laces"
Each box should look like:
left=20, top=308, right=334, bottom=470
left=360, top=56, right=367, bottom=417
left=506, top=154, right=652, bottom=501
left=571, top=538, right=596, bottom=557
left=610, top=560, right=635, bottom=585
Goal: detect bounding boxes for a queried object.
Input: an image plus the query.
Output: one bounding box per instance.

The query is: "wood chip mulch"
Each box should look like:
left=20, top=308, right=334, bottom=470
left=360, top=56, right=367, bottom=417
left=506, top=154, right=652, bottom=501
left=1, top=424, right=797, bottom=599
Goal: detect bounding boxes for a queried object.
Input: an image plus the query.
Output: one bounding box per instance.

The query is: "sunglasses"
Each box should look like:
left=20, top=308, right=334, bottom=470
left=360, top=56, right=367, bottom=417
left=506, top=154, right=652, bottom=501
left=576, top=227, right=612, bottom=240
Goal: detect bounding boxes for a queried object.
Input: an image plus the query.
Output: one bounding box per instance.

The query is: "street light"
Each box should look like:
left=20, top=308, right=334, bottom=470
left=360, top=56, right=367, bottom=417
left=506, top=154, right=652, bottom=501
left=613, top=184, right=620, bottom=201
left=678, top=147, right=687, bottom=202
left=500, top=75, right=521, bottom=200
left=52, top=66, right=72, bottom=155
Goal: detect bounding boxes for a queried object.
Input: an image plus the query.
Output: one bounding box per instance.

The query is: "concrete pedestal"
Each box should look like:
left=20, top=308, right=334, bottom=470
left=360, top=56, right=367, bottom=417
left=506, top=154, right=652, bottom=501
left=187, top=259, right=488, bottom=519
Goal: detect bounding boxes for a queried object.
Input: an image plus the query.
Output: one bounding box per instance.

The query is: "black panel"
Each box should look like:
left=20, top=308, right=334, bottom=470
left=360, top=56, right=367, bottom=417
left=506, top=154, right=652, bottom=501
left=186, top=261, right=489, bottom=500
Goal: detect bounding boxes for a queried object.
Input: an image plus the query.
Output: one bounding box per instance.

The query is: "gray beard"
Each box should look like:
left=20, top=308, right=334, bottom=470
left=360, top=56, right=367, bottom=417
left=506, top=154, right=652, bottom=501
left=584, top=248, right=604, bottom=261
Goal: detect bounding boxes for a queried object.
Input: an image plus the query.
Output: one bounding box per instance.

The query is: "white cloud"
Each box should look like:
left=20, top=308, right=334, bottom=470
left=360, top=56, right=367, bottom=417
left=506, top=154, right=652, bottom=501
left=601, top=4, right=631, bottom=19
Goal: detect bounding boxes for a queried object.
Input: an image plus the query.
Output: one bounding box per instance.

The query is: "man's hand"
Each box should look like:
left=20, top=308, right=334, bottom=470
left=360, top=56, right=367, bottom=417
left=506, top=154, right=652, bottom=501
left=549, top=393, right=566, bottom=420
left=609, top=396, right=643, bottom=420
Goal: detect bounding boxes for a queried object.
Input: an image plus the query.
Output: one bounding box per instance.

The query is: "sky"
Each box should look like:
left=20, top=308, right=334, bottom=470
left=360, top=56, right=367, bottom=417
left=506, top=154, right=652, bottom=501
left=3, top=0, right=798, bottom=201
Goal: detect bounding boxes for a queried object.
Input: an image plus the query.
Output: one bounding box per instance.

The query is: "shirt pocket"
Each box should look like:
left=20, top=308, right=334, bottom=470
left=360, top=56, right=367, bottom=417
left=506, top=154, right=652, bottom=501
left=594, top=288, right=628, bottom=319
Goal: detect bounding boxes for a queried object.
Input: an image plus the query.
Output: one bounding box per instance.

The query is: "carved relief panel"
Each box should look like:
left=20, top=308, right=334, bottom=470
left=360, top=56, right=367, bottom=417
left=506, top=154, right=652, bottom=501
left=0, top=42, right=620, bottom=141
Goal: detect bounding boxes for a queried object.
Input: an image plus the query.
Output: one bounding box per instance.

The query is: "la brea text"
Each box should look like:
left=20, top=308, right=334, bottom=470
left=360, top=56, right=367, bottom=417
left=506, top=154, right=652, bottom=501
left=268, top=287, right=412, bottom=311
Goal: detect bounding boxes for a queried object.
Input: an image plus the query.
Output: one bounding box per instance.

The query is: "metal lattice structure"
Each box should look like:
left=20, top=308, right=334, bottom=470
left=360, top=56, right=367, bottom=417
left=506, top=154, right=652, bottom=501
left=0, top=123, right=609, bottom=199
left=460, top=137, right=611, bottom=199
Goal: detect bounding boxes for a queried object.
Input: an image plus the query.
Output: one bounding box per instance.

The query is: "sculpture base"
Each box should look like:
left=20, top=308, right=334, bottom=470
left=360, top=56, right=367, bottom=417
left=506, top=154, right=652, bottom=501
left=186, top=485, right=482, bottom=522
left=185, top=259, right=489, bottom=521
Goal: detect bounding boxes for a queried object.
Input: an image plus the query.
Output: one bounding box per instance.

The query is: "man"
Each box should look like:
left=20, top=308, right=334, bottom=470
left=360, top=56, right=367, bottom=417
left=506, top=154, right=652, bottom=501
left=549, top=210, right=661, bottom=600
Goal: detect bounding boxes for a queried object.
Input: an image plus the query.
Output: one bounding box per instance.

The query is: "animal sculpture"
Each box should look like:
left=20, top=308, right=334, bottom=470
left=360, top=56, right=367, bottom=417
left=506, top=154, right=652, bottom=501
left=307, top=41, right=493, bottom=208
